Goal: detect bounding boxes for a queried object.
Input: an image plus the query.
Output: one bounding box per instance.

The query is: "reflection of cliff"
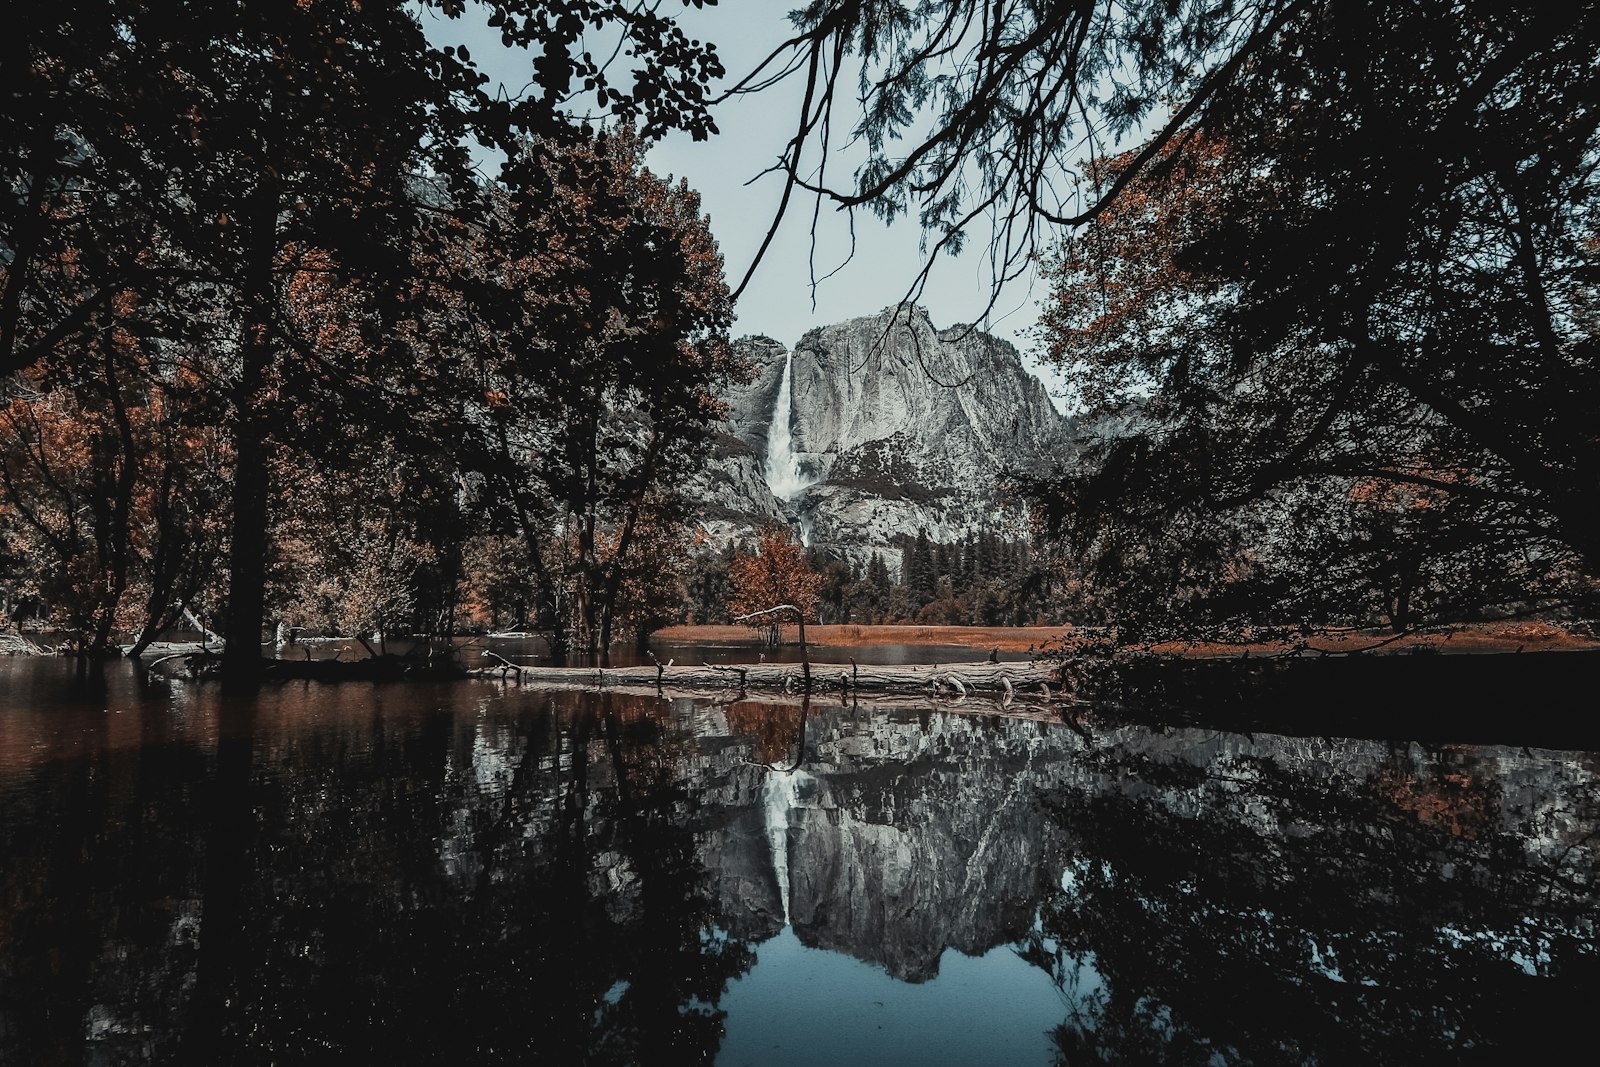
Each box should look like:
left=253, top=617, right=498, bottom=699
left=700, top=704, right=1600, bottom=995
left=688, top=703, right=1101, bottom=979
left=782, top=712, right=1073, bottom=981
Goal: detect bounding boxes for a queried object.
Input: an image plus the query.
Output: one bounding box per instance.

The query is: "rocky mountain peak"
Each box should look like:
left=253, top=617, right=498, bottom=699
left=691, top=305, right=1071, bottom=569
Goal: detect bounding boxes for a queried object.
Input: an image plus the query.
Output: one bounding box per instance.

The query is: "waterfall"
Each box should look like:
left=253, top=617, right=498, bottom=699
left=763, top=352, right=811, bottom=501
left=763, top=768, right=808, bottom=923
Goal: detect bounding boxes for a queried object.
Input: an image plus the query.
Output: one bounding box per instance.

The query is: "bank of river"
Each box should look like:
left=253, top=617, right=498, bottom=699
left=4, top=619, right=1591, bottom=667
left=654, top=619, right=1600, bottom=656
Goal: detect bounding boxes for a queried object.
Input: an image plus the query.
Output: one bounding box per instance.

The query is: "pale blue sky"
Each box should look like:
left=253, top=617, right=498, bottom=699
left=422, top=2, right=1062, bottom=399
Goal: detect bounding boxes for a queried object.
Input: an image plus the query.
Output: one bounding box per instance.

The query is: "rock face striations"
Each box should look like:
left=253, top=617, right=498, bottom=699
left=689, top=305, right=1072, bottom=569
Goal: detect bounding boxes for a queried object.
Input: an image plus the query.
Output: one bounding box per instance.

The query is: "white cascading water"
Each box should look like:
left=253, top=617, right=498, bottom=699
left=762, top=768, right=808, bottom=924
left=763, top=352, right=811, bottom=501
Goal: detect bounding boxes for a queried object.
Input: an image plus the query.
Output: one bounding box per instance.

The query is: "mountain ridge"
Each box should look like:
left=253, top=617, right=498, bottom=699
left=689, top=305, right=1071, bottom=571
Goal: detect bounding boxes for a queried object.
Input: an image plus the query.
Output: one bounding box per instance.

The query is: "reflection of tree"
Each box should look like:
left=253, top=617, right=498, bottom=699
left=0, top=690, right=753, bottom=1064
left=1025, top=742, right=1600, bottom=1065
left=724, top=699, right=809, bottom=768
left=593, top=694, right=757, bottom=1062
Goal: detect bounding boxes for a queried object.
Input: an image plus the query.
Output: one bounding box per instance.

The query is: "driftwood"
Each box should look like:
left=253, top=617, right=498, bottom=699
left=464, top=675, right=1066, bottom=720
left=0, top=632, right=45, bottom=656
left=481, top=649, right=524, bottom=679
left=125, top=639, right=214, bottom=658
left=472, top=658, right=1054, bottom=695
left=647, top=651, right=676, bottom=686
left=732, top=604, right=811, bottom=689
left=702, top=661, right=748, bottom=686
left=181, top=607, right=222, bottom=646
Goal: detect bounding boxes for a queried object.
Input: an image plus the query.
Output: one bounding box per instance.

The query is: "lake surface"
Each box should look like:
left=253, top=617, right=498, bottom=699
left=0, top=656, right=1595, bottom=1064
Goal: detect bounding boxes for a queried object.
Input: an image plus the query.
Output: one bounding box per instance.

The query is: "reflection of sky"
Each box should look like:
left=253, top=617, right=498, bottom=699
left=717, top=928, right=1067, bottom=1067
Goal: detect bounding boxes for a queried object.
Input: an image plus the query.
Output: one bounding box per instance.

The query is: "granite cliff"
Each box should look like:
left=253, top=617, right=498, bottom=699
left=689, top=305, right=1071, bottom=570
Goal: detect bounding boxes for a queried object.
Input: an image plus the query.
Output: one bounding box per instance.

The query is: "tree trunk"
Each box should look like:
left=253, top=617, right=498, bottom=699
left=544, top=624, right=571, bottom=662
left=220, top=384, right=268, bottom=690
left=220, top=186, right=277, bottom=692
left=796, top=612, right=810, bottom=691
left=597, top=594, right=615, bottom=667
left=88, top=338, right=143, bottom=659
left=126, top=466, right=185, bottom=659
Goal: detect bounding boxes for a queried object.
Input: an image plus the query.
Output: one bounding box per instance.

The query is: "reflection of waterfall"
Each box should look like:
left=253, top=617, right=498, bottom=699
left=763, top=352, right=811, bottom=501
left=763, top=769, right=808, bottom=923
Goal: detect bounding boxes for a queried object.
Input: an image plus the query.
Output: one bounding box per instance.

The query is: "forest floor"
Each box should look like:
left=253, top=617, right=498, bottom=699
left=651, top=620, right=1600, bottom=657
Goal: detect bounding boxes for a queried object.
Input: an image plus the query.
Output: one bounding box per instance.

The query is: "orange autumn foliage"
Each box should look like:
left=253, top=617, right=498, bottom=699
left=728, top=524, right=820, bottom=636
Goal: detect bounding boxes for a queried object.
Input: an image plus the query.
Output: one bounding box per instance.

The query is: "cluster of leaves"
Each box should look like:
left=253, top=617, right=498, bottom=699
left=727, top=523, right=821, bottom=642
left=1021, top=2, right=1600, bottom=637
left=0, top=3, right=734, bottom=669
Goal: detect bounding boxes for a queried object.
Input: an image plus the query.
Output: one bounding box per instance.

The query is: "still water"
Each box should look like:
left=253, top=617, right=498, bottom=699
left=230, top=633, right=1036, bottom=671
left=0, top=656, right=1595, bottom=1065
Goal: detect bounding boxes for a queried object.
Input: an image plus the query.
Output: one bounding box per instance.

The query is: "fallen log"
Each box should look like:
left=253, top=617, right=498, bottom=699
left=472, top=658, right=1054, bottom=694
left=701, top=661, right=748, bottom=687
left=125, top=639, right=217, bottom=658
left=463, top=675, right=1064, bottom=720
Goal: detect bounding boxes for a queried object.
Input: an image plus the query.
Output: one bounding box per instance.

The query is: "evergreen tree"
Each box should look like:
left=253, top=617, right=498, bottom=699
left=908, top=528, right=938, bottom=607
left=868, top=553, right=891, bottom=597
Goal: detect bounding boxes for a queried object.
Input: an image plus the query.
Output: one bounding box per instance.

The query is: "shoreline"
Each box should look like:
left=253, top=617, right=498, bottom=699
left=650, top=623, right=1065, bottom=653
left=5, top=620, right=1594, bottom=662
left=652, top=620, right=1600, bottom=657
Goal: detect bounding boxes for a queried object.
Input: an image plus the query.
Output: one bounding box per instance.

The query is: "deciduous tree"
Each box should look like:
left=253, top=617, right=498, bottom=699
left=0, top=319, right=228, bottom=657
left=1025, top=2, right=1600, bottom=634
left=462, top=132, right=739, bottom=660
left=3, top=1, right=726, bottom=685
left=728, top=524, right=820, bottom=645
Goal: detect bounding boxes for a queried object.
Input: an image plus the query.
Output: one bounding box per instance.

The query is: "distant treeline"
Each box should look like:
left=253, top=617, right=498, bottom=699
left=683, top=529, right=1066, bottom=629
